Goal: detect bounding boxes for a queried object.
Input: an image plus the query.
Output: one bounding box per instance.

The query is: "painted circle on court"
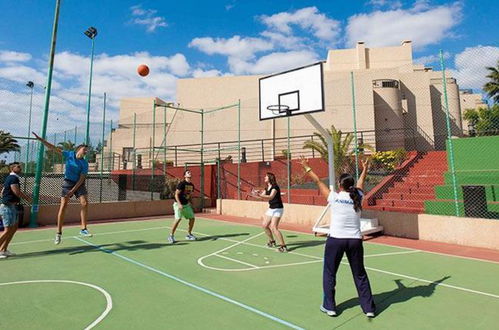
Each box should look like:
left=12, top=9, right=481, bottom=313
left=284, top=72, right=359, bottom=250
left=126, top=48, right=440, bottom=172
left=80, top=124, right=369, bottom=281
left=0, top=280, right=113, bottom=330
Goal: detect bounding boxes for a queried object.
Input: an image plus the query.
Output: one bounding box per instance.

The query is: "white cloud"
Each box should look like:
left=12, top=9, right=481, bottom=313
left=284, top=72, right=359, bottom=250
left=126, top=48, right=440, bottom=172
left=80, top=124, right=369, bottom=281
left=228, top=50, right=320, bottom=75
left=367, top=0, right=402, bottom=9
left=346, top=2, right=462, bottom=49
left=450, top=45, right=499, bottom=90
left=189, top=36, right=273, bottom=59
left=130, top=5, right=167, bottom=32
left=259, top=31, right=307, bottom=51
left=192, top=69, right=223, bottom=78
left=259, top=7, right=341, bottom=43
left=0, top=65, right=56, bottom=88
left=0, top=50, right=32, bottom=63
left=414, top=51, right=451, bottom=65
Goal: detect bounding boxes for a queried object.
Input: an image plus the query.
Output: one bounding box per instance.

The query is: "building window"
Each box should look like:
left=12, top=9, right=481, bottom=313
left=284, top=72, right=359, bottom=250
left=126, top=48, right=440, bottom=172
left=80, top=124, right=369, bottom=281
left=123, top=147, right=133, bottom=162
left=382, top=81, right=398, bottom=88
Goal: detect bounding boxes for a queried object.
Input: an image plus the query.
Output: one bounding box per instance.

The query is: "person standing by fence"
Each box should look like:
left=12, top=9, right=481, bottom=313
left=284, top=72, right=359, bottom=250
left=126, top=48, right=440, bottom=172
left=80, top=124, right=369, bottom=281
left=33, top=132, right=92, bottom=245
left=0, top=162, right=32, bottom=258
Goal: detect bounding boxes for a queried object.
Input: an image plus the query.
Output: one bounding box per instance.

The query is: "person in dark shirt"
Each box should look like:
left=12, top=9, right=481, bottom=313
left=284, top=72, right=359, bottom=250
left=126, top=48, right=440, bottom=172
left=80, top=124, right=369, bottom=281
left=253, top=172, right=287, bottom=252
left=33, top=132, right=91, bottom=245
left=0, top=162, right=32, bottom=259
left=168, top=170, right=197, bottom=243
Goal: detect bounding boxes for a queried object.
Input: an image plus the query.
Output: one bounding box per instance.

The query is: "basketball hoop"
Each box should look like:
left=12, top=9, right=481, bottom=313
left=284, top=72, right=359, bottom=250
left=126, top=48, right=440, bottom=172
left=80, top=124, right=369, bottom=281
left=267, top=104, right=290, bottom=116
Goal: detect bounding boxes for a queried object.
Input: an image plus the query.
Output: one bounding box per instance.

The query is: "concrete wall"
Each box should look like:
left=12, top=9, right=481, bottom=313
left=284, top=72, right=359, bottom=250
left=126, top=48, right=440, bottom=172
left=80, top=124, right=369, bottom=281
left=218, top=199, right=499, bottom=250
left=20, top=197, right=210, bottom=227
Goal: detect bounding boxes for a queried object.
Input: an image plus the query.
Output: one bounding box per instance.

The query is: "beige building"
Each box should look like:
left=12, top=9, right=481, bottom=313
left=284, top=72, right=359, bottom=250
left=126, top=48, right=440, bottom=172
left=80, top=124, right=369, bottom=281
left=103, top=41, right=470, bottom=170
left=459, top=89, right=487, bottom=133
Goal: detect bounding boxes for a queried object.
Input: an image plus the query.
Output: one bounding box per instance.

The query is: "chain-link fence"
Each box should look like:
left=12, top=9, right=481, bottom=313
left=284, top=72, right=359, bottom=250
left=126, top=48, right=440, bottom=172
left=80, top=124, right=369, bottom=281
left=1, top=47, right=498, bottom=220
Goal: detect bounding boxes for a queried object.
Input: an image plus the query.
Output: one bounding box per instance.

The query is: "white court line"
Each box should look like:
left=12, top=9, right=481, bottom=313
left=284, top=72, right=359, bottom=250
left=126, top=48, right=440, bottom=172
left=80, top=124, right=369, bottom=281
left=11, top=226, right=170, bottom=246
left=0, top=279, right=113, bottom=330
left=363, top=250, right=421, bottom=258
left=197, top=233, right=265, bottom=269
left=13, top=218, right=499, bottom=265
left=74, top=236, right=303, bottom=330
left=12, top=221, right=499, bottom=300
left=366, top=240, right=499, bottom=265
left=341, top=262, right=499, bottom=300
left=214, top=254, right=259, bottom=269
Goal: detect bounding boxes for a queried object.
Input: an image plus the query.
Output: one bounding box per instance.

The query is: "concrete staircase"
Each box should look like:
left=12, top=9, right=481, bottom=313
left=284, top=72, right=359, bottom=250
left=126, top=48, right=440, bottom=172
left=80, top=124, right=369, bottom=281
left=369, top=151, right=447, bottom=213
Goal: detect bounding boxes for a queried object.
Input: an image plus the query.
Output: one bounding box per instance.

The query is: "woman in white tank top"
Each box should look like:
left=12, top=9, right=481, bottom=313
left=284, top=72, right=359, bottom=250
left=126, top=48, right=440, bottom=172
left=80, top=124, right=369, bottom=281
left=300, top=156, right=376, bottom=318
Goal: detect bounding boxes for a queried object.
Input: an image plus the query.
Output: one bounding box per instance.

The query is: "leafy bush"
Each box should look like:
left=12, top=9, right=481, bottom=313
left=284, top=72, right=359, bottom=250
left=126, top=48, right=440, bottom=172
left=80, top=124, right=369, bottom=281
left=160, top=176, right=181, bottom=199
left=371, top=148, right=407, bottom=172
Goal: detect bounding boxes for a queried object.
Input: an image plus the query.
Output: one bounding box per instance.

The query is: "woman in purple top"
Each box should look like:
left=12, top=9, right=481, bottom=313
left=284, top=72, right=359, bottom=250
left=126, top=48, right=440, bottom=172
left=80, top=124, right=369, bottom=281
left=33, top=133, right=92, bottom=245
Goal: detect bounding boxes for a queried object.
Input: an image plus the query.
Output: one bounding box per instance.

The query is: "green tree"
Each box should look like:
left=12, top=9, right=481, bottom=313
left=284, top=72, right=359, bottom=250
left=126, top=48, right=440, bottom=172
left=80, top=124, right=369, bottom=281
left=0, top=130, right=20, bottom=155
left=58, top=140, right=75, bottom=150
left=463, top=104, right=499, bottom=136
left=483, top=61, right=499, bottom=104
left=303, top=125, right=373, bottom=176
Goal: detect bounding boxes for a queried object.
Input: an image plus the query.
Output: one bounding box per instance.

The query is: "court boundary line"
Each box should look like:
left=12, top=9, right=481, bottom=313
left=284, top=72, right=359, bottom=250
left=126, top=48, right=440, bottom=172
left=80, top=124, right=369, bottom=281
left=10, top=220, right=499, bottom=300
left=12, top=217, right=499, bottom=265
left=0, top=279, right=113, bottom=330
left=73, top=236, right=304, bottom=330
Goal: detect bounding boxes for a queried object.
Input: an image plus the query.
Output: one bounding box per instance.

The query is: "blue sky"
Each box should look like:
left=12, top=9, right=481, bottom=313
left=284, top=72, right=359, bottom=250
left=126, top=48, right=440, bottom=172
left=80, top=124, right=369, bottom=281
left=0, top=0, right=498, bottom=139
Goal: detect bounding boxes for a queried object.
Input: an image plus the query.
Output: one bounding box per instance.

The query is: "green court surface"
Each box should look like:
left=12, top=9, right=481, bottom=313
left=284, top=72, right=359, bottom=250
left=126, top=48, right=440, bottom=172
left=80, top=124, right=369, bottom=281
left=1, top=217, right=498, bottom=329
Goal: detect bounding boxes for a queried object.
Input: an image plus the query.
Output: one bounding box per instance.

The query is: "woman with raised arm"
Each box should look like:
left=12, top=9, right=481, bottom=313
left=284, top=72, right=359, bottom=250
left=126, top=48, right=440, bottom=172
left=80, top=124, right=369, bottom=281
left=252, top=172, right=288, bottom=252
left=300, top=156, right=376, bottom=318
left=33, top=132, right=92, bottom=245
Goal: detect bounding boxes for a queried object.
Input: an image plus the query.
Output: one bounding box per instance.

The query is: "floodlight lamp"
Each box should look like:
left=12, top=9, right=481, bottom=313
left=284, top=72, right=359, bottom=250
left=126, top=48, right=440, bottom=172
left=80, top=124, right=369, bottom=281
left=84, top=26, right=98, bottom=39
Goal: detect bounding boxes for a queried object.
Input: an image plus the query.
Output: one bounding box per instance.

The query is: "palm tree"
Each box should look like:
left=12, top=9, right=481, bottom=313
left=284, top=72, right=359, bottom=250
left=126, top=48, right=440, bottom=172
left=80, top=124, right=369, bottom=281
left=0, top=130, right=20, bottom=155
left=57, top=140, right=75, bottom=150
left=484, top=61, right=499, bottom=104
left=303, top=125, right=372, bottom=176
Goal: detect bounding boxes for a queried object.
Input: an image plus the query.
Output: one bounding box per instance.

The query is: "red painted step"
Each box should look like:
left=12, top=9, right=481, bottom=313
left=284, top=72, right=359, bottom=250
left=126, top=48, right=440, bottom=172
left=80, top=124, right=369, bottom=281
left=382, top=192, right=435, bottom=201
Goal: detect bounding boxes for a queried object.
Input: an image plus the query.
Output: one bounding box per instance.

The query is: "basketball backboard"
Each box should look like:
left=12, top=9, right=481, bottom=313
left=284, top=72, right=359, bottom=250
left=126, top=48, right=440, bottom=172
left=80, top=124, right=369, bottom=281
left=259, top=62, right=325, bottom=121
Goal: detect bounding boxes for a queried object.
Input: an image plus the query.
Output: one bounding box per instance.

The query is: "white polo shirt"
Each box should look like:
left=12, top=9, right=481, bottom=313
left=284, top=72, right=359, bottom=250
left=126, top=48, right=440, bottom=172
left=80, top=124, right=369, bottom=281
left=328, top=190, right=363, bottom=239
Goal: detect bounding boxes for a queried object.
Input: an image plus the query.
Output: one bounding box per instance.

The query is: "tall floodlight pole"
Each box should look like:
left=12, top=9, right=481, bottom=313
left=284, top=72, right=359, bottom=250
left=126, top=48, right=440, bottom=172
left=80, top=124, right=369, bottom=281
left=25, top=81, right=34, bottom=175
left=29, top=0, right=62, bottom=227
left=84, top=26, right=98, bottom=147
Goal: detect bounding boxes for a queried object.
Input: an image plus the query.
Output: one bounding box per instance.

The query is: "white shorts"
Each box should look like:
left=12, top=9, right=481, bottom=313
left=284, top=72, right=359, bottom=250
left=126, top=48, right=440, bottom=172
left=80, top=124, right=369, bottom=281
left=265, top=208, right=284, bottom=218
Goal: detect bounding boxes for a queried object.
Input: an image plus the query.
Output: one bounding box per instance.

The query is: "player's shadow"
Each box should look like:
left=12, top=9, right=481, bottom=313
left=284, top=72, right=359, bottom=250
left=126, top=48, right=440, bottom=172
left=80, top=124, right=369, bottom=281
left=335, top=276, right=451, bottom=316
left=196, top=233, right=250, bottom=242
left=285, top=239, right=325, bottom=252
left=14, top=240, right=187, bottom=259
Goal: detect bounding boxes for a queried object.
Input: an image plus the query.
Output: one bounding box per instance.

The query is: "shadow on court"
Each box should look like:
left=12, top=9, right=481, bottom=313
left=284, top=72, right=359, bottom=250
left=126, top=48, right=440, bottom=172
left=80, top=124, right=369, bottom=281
left=195, top=232, right=250, bottom=242
left=335, top=276, right=451, bottom=316
left=285, top=239, right=325, bottom=252
left=12, top=240, right=189, bottom=259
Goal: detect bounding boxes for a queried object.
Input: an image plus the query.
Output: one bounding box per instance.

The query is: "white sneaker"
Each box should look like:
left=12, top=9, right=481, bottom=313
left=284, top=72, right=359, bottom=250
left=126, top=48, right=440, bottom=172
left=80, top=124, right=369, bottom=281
left=0, top=252, right=8, bottom=259
left=366, top=312, right=375, bottom=318
left=167, top=235, right=176, bottom=244
left=4, top=250, right=16, bottom=257
left=79, top=229, right=93, bottom=237
left=320, top=305, right=337, bottom=317
left=186, top=234, right=197, bottom=241
left=54, top=233, right=62, bottom=245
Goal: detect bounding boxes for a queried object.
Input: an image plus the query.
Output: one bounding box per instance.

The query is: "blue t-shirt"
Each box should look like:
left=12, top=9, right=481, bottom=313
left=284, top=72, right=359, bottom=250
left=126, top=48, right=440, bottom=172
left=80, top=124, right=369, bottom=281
left=2, top=174, right=21, bottom=204
left=63, top=150, right=89, bottom=182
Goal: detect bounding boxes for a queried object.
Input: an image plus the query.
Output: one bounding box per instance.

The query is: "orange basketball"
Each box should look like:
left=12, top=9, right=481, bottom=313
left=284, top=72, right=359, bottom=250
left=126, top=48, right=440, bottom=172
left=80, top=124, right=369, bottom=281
left=137, top=64, right=149, bottom=77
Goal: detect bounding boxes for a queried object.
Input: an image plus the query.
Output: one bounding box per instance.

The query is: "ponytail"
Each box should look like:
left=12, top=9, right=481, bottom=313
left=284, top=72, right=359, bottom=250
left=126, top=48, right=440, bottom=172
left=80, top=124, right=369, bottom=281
left=348, top=186, right=362, bottom=212
left=339, top=173, right=362, bottom=212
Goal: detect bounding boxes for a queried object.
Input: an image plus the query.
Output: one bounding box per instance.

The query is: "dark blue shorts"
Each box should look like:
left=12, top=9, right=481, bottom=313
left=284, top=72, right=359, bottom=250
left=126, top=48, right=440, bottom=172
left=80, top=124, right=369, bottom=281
left=61, top=179, right=88, bottom=198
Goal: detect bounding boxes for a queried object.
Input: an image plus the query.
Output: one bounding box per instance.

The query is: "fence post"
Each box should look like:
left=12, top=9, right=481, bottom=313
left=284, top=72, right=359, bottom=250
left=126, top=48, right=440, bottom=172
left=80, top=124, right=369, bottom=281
left=200, top=108, right=205, bottom=209
left=151, top=99, right=156, bottom=201
left=132, top=112, right=136, bottom=190
left=99, top=92, right=106, bottom=203
left=350, top=72, right=359, bottom=180
left=237, top=99, right=241, bottom=200
left=440, top=50, right=460, bottom=217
